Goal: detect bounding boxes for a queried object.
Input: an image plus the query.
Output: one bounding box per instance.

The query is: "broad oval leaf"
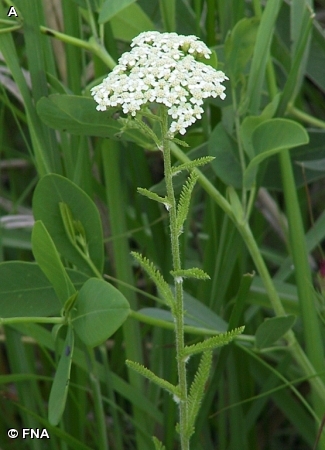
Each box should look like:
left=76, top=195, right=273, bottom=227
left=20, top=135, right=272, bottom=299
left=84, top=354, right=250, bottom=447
left=240, top=95, right=280, bottom=159
left=225, top=17, right=259, bottom=84
left=262, top=130, right=325, bottom=190
left=244, top=118, right=309, bottom=189
left=36, top=95, right=154, bottom=149
left=253, top=119, right=309, bottom=155
left=99, top=0, right=136, bottom=24
left=110, top=3, right=154, bottom=42
left=32, top=221, right=76, bottom=305
left=33, top=174, right=104, bottom=276
left=255, top=315, right=296, bottom=349
left=209, top=123, right=242, bottom=188
left=72, top=278, right=130, bottom=347
left=0, top=262, right=88, bottom=318
left=137, top=290, right=228, bottom=334
left=184, top=291, right=228, bottom=332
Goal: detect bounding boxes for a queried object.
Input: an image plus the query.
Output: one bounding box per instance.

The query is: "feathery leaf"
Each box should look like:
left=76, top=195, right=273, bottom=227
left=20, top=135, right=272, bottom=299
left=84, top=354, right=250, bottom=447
left=171, top=268, right=210, bottom=281
left=171, top=156, right=215, bottom=175
left=152, top=437, right=166, bottom=450
left=186, top=350, right=213, bottom=439
left=131, top=252, right=174, bottom=307
left=126, top=360, right=181, bottom=398
left=176, top=172, right=199, bottom=235
left=169, top=137, right=189, bottom=147
left=182, top=326, right=245, bottom=357
left=137, top=187, right=171, bottom=210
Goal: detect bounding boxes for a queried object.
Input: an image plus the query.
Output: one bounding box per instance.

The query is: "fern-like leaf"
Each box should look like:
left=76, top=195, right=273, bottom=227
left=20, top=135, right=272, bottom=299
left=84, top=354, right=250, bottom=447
left=134, top=117, right=161, bottom=147
left=131, top=252, right=174, bottom=307
left=186, top=350, right=213, bottom=439
left=126, top=360, right=181, bottom=398
left=176, top=172, right=199, bottom=235
left=152, top=437, right=166, bottom=450
left=169, top=137, right=189, bottom=147
left=182, top=326, right=245, bottom=358
left=137, top=188, right=171, bottom=210
left=170, top=268, right=210, bottom=281
left=171, top=156, right=215, bottom=176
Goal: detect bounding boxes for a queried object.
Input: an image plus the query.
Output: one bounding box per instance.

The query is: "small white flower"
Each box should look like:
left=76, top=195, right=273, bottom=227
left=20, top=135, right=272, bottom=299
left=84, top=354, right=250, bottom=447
left=91, top=31, right=228, bottom=137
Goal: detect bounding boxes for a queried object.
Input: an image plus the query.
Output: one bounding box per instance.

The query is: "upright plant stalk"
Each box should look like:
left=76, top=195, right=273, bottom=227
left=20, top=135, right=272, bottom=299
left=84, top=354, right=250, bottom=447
left=91, top=31, right=238, bottom=449
left=161, top=110, right=189, bottom=449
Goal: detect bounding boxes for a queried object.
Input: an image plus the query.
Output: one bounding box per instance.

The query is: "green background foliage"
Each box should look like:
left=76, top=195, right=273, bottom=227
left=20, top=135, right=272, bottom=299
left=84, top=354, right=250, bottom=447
left=1, top=0, right=325, bottom=449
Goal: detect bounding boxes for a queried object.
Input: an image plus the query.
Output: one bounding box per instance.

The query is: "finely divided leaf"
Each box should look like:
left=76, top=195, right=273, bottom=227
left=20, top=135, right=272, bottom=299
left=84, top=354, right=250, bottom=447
left=176, top=172, right=199, bottom=235
left=171, top=156, right=215, bottom=175
left=131, top=252, right=174, bottom=306
left=171, top=268, right=210, bottom=281
left=137, top=188, right=171, bottom=209
left=182, top=326, right=244, bottom=357
left=126, top=360, right=180, bottom=398
left=152, top=437, right=166, bottom=450
left=186, top=350, right=213, bottom=439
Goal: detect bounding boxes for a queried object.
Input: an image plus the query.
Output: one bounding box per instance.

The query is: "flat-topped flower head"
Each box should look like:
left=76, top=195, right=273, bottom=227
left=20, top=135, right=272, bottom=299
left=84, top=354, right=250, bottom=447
left=91, top=31, right=228, bottom=137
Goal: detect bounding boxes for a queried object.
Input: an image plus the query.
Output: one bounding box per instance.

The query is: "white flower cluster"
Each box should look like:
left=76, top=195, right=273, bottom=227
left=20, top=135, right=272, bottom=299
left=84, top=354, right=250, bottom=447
left=91, top=31, right=228, bottom=136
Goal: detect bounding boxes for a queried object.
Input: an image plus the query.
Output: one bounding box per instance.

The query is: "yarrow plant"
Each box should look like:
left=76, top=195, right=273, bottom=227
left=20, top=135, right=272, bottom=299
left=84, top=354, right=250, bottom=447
left=92, top=31, right=243, bottom=450
left=91, top=31, right=228, bottom=136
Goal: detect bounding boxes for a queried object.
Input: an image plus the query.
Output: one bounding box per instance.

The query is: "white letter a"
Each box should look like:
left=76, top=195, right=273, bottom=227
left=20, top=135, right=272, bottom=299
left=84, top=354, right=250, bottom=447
left=7, top=6, right=18, bottom=17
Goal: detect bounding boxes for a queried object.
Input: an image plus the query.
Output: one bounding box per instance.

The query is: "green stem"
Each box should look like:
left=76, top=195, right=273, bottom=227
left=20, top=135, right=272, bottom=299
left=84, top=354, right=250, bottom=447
left=85, top=0, right=99, bottom=40
left=40, top=26, right=116, bottom=70
left=232, top=86, right=247, bottom=208
left=266, top=58, right=278, bottom=100
left=0, top=18, right=21, bottom=25
left=161, top=111, right=188, bottom=450
left=0, top=317, right=63, bottom=325
left=0, top=24, right=22, bottom=34
left=206, top=0, right=216, bottom=46
left=289, top=105, right=325, bottom=129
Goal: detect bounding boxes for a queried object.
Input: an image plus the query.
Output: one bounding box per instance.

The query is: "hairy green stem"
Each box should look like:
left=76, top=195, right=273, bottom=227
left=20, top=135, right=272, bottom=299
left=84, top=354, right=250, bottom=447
left=161, top=111, right=188, bottom=449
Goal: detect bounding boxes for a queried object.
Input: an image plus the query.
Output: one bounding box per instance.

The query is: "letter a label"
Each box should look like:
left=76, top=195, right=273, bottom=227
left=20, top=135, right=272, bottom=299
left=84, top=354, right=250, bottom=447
left=7, top=6, right=18, bottom=17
